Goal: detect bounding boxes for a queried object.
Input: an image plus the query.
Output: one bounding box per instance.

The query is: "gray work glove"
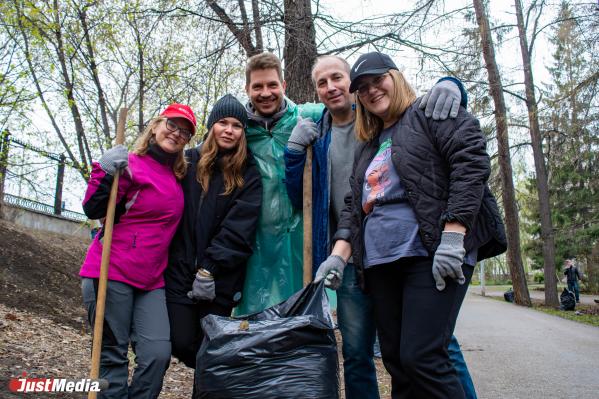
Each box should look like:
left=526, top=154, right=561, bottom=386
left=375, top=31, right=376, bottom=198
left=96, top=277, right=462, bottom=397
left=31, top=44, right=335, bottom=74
left=99, top=145, right=128, bottom=175
left=418, top=80, right=461, bottom=120
left=287, top=116, right=319, bottom=152
left=432, top=231, right=466, bottom=291
left=187, top=269, right=216, bottom=301
left=314, top=255, right=346, bottom=290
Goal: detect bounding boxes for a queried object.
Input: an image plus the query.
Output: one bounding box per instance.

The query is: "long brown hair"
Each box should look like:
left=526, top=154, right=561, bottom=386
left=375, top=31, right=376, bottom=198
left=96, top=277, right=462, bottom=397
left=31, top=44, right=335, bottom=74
left=354, top=69, right=417, bottom=142
left=133, top=117, right=188, bottom=180
left=197, top=127, right=248, bottom=195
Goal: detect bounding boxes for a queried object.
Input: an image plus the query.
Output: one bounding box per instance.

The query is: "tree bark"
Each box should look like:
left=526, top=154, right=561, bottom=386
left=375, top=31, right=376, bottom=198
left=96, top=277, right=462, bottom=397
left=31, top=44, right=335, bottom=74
left=283, top=0, right=317, bottom=103
left=514, top=0, right=559, bottom=307
left=473, top=0, right=531, bottom=306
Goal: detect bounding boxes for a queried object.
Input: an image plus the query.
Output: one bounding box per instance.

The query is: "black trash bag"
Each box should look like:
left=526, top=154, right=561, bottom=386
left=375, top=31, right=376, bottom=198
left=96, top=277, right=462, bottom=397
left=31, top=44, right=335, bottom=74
left=504, top=287, right=515, bottom=303
left=195, top=281, right=339, bottom=399
left=560, top=288, right=576, bottom=311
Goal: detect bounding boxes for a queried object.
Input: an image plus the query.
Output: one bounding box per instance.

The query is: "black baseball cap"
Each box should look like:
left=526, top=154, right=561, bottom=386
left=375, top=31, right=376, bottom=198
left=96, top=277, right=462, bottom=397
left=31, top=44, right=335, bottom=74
left=349, top=52, right=399, bottom=93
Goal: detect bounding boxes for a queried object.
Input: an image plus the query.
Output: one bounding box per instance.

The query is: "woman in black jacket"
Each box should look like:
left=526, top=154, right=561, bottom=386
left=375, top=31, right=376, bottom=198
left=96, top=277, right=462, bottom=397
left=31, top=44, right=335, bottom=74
left=321, top=52, right=506, bottom=399
left=165, top=94, right=262, bottom=369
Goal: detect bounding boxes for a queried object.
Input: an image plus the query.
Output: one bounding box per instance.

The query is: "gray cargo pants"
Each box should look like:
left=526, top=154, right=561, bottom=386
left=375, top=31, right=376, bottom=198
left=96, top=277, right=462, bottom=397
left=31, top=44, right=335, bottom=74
left=82, top=278, right=171, bottom=399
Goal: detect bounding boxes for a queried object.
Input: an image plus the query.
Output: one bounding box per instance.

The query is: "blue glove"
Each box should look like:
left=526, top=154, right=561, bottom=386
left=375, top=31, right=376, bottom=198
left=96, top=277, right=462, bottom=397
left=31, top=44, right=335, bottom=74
left=418, top=80, right=461, bottom=120
left=288, top=116, right=319, bottom=152
left=432, top=231, right=466, bottom=291
left=187, top=269, right=216, bottom=301
left=98, top=145, right=128, bottom=175
left=314, top=255, right=346, bottom=290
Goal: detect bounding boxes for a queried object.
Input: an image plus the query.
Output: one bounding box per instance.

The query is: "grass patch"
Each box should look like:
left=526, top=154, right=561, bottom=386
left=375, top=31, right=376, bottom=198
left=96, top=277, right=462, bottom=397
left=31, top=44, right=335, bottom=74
left=532, top=303, right=599, bottom=328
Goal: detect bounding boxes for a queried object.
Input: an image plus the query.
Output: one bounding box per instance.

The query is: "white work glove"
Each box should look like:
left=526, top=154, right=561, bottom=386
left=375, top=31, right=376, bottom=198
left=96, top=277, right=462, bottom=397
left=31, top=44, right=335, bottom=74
left=432, top=231, right=466, bottom=291
left=418, top=80, right=461, bottom=120
left=187, top=269, right=216, bottom=301
left=314, top=255, right=346, bottom=290
left=98, top=145, right=128, bottom=175
left=287, top=116, right=319, bottom=152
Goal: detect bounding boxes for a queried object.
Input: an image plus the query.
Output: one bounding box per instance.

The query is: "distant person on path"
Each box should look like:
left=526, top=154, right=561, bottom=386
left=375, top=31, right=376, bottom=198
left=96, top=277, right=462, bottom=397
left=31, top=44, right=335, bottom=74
left=330, top=51, right=507, bottom=399
left=80, top=103, right=196, bottom=398
left=564, top=259, right=582, bottom=303
left=284, top=54, right=478, bottom=399
left=165, top=94, right=262, bottom=372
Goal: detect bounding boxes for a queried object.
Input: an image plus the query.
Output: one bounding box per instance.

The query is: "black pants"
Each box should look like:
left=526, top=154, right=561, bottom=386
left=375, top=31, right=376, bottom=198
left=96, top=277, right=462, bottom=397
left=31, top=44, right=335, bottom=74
left=166, top=301, right=232, bottom=369
left=365, top=257, right=474, bottom=399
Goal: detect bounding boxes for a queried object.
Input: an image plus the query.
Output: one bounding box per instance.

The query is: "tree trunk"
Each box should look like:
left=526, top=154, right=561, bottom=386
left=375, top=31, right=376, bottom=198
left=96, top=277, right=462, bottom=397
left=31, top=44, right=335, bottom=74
left=514, top=0, right=559, bottom=307
left=251, top=0, right=263, bottom=52
left=283, top=0, right=317, bottom=103
left=207, top=0, right=261, bottom=56
left=473, top=0, right=531, bottom=306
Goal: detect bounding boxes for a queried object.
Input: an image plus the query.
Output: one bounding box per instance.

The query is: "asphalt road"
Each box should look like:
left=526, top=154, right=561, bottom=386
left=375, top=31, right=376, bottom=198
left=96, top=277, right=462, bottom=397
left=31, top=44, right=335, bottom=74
left=469, top=285, right=599, bottom=306
left=454, top=292, right=599, bottom=399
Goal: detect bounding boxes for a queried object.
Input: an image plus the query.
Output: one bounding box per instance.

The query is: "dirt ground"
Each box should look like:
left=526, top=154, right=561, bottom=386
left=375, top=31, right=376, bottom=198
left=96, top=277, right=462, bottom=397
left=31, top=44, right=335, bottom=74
left=0, top=219, right=391, bottom=398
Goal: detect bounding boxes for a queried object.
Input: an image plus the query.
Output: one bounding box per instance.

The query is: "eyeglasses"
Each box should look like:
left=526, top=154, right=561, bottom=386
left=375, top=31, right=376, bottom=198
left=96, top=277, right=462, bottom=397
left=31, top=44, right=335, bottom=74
left=356, top=73, right=389, bottom=97
left=165, top=119, right=193, bottom=141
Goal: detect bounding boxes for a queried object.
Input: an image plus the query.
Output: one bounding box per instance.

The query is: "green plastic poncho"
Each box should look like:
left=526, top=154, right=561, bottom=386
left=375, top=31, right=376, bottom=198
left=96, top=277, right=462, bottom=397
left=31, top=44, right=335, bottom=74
left=234, top=99, right=323, bottom=315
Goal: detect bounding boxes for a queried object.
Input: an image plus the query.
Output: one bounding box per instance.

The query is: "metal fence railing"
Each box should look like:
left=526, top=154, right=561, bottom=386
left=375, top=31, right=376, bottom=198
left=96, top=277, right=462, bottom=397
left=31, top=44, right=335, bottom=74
left=3, top=193, right=87, bottom=222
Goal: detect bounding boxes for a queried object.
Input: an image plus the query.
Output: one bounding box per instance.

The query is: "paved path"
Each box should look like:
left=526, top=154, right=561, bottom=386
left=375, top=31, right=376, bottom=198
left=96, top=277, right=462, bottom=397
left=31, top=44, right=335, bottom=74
left=455, top=292, right=599, bottom=399
left=469, top=286, right=599, bottom=306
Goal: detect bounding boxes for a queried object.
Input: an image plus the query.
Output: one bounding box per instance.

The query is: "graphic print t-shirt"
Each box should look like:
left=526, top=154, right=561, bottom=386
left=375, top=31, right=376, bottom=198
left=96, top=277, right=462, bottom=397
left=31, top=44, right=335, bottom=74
left=361, top=125, right=428, bottom=268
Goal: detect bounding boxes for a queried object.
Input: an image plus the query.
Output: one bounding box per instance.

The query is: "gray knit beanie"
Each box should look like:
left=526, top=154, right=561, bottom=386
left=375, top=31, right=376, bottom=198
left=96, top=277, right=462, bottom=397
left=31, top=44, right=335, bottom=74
left=207, top=94, right=248, bottom=131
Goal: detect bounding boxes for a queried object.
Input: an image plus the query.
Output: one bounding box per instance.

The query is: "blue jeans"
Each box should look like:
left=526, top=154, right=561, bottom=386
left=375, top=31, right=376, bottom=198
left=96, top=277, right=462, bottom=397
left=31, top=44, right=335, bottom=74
left=567, top=280, right=580, bottom=301
left=338, top=264, right=478, bottom=399
left=337, top=264, right=380, bottom=399
left=449, top=336, right=477, bottom=399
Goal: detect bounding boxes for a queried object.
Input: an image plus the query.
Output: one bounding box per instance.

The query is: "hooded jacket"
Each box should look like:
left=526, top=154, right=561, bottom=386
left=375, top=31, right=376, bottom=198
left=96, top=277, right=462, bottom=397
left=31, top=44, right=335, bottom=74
left=80, top=152, right=184, bottom=290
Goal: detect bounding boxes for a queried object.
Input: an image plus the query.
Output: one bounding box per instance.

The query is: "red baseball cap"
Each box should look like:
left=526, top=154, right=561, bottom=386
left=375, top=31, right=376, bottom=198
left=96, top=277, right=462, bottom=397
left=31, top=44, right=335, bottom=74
left=160, top=103, right=197, bottom=134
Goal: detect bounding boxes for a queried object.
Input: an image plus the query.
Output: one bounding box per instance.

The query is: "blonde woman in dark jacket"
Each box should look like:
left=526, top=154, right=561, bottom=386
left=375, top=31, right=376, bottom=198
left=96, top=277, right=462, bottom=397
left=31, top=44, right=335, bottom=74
left=324, top=52, right=506, bottom=399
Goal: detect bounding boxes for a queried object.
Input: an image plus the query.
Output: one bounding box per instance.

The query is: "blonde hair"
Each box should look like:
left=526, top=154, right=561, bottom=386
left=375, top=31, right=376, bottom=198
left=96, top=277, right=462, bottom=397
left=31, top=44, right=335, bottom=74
left=133, top=117, right=188, bottom=180
left=197, top=127, right=248, bottom=195
left=354, top=70, right=416, bottom=142
left=245, top=52, right=283, bottom=85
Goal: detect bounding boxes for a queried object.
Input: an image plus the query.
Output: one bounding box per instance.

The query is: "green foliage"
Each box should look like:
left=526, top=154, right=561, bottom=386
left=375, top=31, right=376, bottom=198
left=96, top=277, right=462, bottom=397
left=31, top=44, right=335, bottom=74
left=533, top=270, right=544, bottom=284
left=533, top=304, right=599, bottom=328
left=522, top=3, right=599, bottom=278
left=1, top=0, right=247, bottom=183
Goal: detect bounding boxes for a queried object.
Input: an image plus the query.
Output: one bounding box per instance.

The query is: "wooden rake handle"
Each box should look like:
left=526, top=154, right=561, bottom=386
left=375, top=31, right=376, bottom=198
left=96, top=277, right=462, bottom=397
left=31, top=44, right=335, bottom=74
left=303, top=147, right=313, bottom=287
left=88, top=108, right=127, bottom=399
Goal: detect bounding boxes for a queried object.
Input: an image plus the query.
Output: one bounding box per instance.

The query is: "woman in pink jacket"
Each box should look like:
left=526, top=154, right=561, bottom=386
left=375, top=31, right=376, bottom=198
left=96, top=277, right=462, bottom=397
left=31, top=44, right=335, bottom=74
left=79, top=104, right=196, bottom=398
